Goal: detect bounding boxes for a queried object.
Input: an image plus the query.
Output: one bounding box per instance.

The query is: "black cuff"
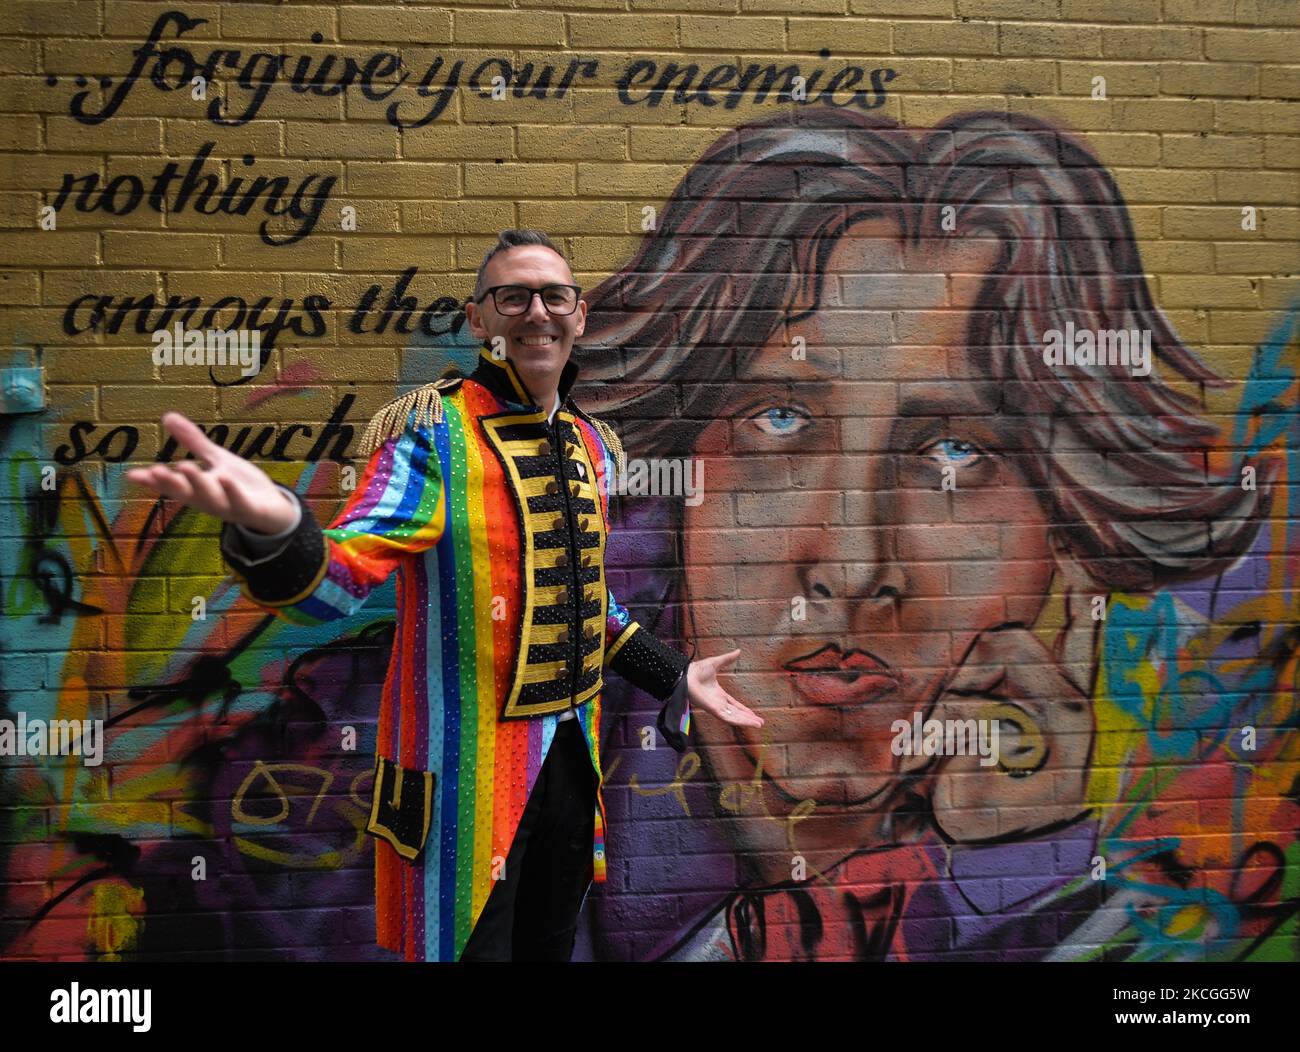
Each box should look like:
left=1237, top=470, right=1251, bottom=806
left=608, top=622, right=690, bottom=700
left=220, top=493, right=329, bottom=606
left=656, top=668, right=691, bottom=753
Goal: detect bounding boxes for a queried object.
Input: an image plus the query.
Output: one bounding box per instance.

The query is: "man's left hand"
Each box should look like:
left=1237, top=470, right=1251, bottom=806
left=686, top=649, right=763, bottom=728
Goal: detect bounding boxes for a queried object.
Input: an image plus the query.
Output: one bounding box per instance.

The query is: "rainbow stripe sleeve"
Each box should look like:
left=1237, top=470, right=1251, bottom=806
left=220, top=406, right=445, bottom=625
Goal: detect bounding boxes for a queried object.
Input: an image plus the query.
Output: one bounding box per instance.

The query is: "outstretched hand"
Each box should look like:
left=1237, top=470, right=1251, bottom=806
left=686, top=648, right=763, bottom=728
left=125, top=411, right=299, bottom=534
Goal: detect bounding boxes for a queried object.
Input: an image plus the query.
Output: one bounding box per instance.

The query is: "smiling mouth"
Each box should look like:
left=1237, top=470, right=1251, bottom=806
left=516, top=333, right=559, bottom=347
left=784, top=643, right=899, bottom=706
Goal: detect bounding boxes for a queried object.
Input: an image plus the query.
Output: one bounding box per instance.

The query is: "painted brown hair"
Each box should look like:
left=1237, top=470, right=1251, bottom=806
left=574, top=106, right=1272, bottom=591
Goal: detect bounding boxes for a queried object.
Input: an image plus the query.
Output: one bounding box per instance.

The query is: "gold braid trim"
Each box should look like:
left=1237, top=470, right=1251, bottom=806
left=587, top=415, right=626, bottom=477
left=356, top=384, right=444, bottom=459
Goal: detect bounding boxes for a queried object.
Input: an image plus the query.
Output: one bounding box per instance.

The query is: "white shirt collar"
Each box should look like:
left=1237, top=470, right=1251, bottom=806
left=546, top=391, right=560, bottom=423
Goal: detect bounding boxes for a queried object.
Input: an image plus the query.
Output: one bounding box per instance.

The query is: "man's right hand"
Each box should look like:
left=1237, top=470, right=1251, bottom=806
left=125, top=411, right=300, bottom=535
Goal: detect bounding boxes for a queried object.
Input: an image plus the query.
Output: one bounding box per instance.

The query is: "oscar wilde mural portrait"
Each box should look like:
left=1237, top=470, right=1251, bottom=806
left=572, top=106, right=1300, bottom=962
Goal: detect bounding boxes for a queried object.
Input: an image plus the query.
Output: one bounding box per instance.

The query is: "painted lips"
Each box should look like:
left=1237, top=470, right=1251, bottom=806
left=784, top=643, right=899, bottom=706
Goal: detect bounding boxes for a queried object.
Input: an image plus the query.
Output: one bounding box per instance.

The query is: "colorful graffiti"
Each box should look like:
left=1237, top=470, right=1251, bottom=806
left=2, top=107, right=1297, bottom=962
left=1, top=432, right=406, bottom=958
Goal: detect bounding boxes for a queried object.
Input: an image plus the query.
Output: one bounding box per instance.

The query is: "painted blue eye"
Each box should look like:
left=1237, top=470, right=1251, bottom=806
left=750, top=406, right=809, bottom=436
left=925, top=439, right=982, bottom=466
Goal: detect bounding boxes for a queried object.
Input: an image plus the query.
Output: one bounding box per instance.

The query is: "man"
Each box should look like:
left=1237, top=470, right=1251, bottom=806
left=127, top=229, right=762, bottom=961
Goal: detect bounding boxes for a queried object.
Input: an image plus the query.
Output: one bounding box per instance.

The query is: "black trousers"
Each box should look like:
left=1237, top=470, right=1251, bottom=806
left=459, top=716, right=597, bottom=961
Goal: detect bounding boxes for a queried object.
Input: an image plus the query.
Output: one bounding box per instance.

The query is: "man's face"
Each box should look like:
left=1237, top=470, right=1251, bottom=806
left=464, top=244, right=587, bottom=397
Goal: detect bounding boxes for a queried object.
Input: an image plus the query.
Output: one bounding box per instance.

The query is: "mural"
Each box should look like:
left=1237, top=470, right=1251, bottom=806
left=575, top=108, right=1300, bottom=962
left=1, top=41, right=1296, bottom=961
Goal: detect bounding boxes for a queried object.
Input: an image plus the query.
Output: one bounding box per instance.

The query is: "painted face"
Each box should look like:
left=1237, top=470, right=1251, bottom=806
left=680, top=218, right=1058, bottom=869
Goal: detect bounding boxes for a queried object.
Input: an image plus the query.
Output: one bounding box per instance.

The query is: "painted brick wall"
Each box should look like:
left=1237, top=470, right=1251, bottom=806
left=1, top=0, right=1297, bottom=961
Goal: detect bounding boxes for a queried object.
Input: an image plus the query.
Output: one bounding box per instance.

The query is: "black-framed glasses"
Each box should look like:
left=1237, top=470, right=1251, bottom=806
left=475, top=284, right=582, bottom=316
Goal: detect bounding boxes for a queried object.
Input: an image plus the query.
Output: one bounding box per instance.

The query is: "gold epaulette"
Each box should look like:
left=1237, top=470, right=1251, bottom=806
left=586, top=415, right=626, bottom=476
left=356, top=375, right=461, bottom=459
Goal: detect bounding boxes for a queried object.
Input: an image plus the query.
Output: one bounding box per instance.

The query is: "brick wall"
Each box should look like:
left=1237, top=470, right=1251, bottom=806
left=0, top=0, right=1297, bottom=961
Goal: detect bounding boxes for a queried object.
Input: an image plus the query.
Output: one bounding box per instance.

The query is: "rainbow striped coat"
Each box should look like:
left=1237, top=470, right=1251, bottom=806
left=219, top=344, right=691, bottom=961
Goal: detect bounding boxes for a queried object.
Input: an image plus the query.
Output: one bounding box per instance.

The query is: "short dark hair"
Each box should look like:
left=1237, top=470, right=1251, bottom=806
left=473, top=229, right=571, bottom=301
